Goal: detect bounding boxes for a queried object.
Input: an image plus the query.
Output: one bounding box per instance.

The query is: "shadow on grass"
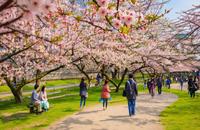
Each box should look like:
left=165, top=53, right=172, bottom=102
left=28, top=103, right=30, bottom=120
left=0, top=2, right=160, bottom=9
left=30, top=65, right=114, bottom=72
left=1, top=112, right=30, bottom=123
left=33, top=124, right=49, bottom=128
left=63, top=108, right=77, bottom=112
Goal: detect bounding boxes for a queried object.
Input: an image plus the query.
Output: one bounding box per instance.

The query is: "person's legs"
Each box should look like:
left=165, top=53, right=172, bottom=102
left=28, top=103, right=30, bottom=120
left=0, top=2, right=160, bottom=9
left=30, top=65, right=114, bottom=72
left=190, top=91, right=193, bottom=98
left=158, top=86, right=162, bottom=94
left=34, top=101, right=41, bottom=112
left=192, top=91, right=195, bottom=98
left=83, top=96, right=86, bottom=107
left=148, top=86, right=150, bottom=94
left=128, top=99, right=132, bottom=116
left=180, top=83, right=183, bottom=90
left=131, top=99, right=136, bottom=115
left=160, top=87, right=162, bottom=94
left=105, top=99, right=108, bottom=108
left=80, top=96, right=84, bottom=108
left=103, top=98, right=105, bottom=108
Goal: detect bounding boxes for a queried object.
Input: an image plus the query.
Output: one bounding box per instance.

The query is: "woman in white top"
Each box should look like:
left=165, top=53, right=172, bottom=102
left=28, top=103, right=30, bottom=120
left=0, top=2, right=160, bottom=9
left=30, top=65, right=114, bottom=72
left=39, top=86, right=49, bottom=111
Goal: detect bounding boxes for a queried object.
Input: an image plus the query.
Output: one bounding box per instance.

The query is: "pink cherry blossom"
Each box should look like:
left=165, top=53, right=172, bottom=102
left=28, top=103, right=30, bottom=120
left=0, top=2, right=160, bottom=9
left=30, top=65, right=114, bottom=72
left=96, top=0, right=109, bottom=7
left=98, top=7, right=108, bottom=17
left=112, top=18, right=122, bottom=29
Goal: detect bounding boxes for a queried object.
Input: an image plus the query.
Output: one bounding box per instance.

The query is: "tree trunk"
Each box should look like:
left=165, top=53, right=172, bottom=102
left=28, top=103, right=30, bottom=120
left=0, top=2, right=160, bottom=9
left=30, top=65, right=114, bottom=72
left=74, top=64, right=92, bottom=87
left=7, top=83, right=23, bottom=103
left=12, top=89, right=23, bottom=103
left=115, top=68, right=128, bottom=92
left=112, top=68, right=118, bottom=79
left=101, top=72, right=118, bottom=86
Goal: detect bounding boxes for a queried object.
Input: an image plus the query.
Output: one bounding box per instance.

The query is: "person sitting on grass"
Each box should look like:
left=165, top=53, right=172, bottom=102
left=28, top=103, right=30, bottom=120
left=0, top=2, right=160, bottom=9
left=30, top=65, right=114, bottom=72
left=39, top=85, right=49, bottom=111
left=31, top=84, right=42, bottom=113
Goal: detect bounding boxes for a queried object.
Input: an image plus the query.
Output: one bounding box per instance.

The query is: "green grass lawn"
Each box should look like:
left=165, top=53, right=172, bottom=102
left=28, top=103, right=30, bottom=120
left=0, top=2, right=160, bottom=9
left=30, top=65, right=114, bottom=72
left=161, top=89, right=200, bottom=130
left=1, top=77, right=200, bottom=130
left=0, top=79, right=82, bottom=93
left=0, top=81, right=131, bottom=130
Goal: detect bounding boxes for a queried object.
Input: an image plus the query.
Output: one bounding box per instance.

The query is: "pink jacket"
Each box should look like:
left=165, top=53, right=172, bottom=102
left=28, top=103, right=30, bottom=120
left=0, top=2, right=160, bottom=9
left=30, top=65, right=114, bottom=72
left=101, top=84, right=111, bottom=99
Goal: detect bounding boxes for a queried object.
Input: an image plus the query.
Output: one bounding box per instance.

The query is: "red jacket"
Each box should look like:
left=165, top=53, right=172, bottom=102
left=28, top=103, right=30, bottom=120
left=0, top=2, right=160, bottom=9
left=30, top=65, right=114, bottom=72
left=101, top=84, right=111, bottom=99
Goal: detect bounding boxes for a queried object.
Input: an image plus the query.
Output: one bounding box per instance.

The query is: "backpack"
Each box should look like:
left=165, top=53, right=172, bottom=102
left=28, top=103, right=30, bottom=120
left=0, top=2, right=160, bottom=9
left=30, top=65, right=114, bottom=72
left=125, top=80, right=137, bottom=98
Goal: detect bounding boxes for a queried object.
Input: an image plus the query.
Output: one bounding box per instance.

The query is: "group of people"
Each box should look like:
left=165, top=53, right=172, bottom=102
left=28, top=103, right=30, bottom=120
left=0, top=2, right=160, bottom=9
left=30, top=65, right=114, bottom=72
left=79, top=77, right=111, bottom=110
left=144, top=77, right=163, bottom=97
left=144, top=75, right=199, bottom=98
left=31, top=84, right=49, bottom=113
left=79, top=74, right=138, bottom=117
left=30, top=73, right=198, bottom=116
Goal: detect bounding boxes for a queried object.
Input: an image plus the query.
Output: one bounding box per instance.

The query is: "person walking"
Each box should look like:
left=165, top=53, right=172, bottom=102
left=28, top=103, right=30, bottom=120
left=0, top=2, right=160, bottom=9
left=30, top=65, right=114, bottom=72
left=143, top=80, right=147, bottom=90
left=101, top=80, right=111, bottom=110
left=79, top=78, right=88, bottom=109
left=157, top=77, right=162, bottom=95
left=147, top=79, right=151, bottom=94
left=188, top=76, right=197, bottom=98
left=125, top=74, right=138, bottom=116
left=96, top=73, right=102, bottom=86
left=150, top=78, right=156, bottom=97
left=179, top=76, right=184, bottom=91
left=166, top=77, right=171, bottom=89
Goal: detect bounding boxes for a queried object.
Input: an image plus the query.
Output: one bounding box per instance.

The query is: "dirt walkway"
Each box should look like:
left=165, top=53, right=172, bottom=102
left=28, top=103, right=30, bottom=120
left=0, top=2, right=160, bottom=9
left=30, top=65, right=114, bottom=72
left=48, top=93, right=177, bottom=130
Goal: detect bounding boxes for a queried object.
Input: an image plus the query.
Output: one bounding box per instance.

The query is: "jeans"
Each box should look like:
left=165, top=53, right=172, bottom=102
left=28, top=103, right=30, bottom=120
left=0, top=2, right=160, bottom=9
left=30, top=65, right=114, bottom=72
left=80, top=96, right=86, bottom=108
left=128, top=99, right=136, bottom=116
left=102, top=98, right=108, bottom=108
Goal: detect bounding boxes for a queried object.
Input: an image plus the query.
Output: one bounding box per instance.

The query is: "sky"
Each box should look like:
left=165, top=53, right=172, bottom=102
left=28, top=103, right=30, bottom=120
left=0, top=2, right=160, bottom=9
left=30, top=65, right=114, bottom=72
left=165, top=0, right=200, bottom=20
left=75, top=0, right=200, bottom=20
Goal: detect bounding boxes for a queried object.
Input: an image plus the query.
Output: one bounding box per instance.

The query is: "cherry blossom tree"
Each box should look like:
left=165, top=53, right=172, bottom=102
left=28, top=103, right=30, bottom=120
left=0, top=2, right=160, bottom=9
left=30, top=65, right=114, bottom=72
left=0, top=0, right=175, bottom=102
left=174, top=5, right=200, bottom=57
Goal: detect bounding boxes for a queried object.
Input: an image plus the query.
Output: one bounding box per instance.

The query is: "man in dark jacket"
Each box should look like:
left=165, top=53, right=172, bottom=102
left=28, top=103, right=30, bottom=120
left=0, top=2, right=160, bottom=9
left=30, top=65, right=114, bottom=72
left=188, top=76, right=197, bottom=98
left=125, top=74, right=138, bottom=116
left=157, top=77, right=162, bottom=95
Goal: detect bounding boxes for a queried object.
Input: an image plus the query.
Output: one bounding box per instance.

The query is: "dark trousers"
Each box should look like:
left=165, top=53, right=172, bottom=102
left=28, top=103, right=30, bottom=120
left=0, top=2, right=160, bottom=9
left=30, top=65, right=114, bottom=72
left=102, top=98, right=108, bottom=108
left=167, top=84, right=170, bottom=89
left=128, top=99, right=136, bottom=116
left=189, top=90, right=196, bottom=98
left=158, top=86, right=162, bottom=94
left=80, top=96, right=86, bottom=108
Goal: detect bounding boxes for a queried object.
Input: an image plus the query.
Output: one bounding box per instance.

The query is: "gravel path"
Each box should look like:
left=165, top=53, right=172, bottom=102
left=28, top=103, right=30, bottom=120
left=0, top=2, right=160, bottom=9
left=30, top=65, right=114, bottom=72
left=48, top=93, right=178, bottom=130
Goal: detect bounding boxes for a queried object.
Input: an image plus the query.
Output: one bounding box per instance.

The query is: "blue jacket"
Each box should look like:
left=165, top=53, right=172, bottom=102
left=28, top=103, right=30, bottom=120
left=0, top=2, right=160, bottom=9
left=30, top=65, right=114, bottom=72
left=79, top=82, right=87, bottom=97
left=31, top=90, right=39, bottom=103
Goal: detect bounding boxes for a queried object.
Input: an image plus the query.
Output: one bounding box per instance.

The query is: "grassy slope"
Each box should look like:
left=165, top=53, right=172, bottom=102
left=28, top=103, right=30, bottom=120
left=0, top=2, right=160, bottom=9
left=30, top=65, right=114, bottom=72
left=161, top=89, right=200, bottom=130
left=0, top=79, right=81, bottom=93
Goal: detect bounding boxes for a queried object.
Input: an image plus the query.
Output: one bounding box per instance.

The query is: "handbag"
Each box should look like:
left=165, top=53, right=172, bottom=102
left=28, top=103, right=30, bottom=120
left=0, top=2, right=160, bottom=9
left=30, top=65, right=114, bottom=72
left=122, top=89, right=126, bottom=97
